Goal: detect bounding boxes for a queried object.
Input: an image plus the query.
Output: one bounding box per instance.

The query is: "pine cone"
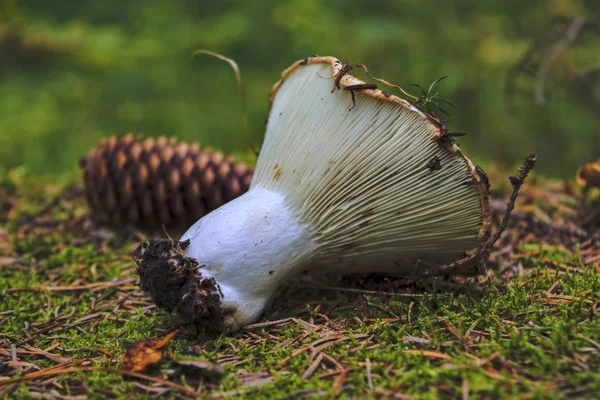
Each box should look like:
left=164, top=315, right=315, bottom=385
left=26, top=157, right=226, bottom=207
left=80, top=134, right=254, bottom=230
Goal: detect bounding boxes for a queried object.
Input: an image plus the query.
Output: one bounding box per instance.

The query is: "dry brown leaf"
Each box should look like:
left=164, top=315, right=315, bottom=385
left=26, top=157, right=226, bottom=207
left=577, top=160, right=600, bottom=189
left=120, top=330, right=178, bottom=373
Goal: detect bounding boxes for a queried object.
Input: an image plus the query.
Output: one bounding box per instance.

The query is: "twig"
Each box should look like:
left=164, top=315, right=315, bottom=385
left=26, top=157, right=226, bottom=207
left=420, top=154, right=537, bottom=276
left=353, top=64, right=418, bottom=101
left=119, top=370, right=201, bottom=397
left=505, top=37, right=546, bottom=112
left=297, top=284, right=425, bottom=298
left=344, top=83, right=378, bottom=107
left=301, top=353, right=324, bottom=380
left=505, top=16, right=598, bottom=111
left=333, top=369, right=350, bottom=395
left=534, top=16, right=588, bottom=104
left=462, top=378, right=469, bottom=400
left=491, top=154, right=537, bottom=246
left=0, top=366, right=103, bottom=385
left=366, top=357, right=374, bottom=391
left=5, top=278, right=137, bottom=293
left=243, top=318, right=293, bottom=330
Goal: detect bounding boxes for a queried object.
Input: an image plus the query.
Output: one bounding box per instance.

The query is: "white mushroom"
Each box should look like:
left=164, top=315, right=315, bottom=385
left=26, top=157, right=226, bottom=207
left=134, top=56, right=491, bottom=331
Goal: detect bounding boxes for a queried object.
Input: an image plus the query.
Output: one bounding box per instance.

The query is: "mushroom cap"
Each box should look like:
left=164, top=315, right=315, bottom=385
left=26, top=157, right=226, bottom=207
left=251, top=56, right=492, bottom=274
left=577, top=160, right=600, bottom=190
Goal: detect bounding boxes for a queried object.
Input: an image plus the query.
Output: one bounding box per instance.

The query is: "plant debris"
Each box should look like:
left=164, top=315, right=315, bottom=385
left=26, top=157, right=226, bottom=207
left=343, top=83, right=378, bottom=107
left=133, top=239, right=229, bottom=330
left=172, top=359, right=224, bottom=375
left=409, top=76, right=455, bottom=120
left=425, top=156, right=442, bottom=172
left=331, top=63, right=353, bottom=93
left=436, top=128, right=467, bottom=149
left=0, top=165, right=599, bottom=398
left=419, top=153, right=537, bottom=277
left=120, top=330, right=178, bottom=373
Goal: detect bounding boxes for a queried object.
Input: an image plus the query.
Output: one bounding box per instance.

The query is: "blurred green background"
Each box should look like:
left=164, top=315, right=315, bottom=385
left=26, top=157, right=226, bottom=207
left=0, top=0, right=598, bottom=177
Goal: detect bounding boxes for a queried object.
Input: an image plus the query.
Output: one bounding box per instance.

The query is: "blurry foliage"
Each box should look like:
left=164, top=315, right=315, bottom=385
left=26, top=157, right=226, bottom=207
left=0, top=0, right=598, bottom=177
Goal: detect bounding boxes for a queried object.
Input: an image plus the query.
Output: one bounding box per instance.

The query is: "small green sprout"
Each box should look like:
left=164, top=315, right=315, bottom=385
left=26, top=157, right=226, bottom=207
left=410, top=76, right=455, bottom=120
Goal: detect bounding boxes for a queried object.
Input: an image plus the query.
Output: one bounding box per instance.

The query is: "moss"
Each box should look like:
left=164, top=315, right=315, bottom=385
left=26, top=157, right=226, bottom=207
left=1, top=174, right=599, bottom=399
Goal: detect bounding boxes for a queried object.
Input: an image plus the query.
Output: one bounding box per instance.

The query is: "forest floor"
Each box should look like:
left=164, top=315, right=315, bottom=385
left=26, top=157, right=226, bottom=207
left=0, top=170, right=599, bottom=399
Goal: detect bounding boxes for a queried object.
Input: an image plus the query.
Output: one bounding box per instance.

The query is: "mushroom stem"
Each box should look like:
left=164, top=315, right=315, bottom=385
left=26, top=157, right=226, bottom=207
left=179, top=186, right=317, bottom=330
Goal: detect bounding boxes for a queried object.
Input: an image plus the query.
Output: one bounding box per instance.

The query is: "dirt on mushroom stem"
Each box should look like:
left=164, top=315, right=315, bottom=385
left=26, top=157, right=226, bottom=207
left=132, top=238, right=232, bottom=330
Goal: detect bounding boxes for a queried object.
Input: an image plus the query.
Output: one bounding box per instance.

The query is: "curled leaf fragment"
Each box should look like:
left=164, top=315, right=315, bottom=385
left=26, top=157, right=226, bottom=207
left=120, top=330, right=178, bottom=373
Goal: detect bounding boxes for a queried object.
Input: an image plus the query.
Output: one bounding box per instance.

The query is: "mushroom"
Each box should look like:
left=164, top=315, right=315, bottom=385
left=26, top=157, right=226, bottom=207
left=577, top=160, right=600, bottom=191
left=134, top=56, right=491, bottom=331
left=576, top=159, right=600, bottom=228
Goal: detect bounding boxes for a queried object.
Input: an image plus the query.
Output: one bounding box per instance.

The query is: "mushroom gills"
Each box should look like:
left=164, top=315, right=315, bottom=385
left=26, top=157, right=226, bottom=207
left=253, top=61, right=487, bottom=272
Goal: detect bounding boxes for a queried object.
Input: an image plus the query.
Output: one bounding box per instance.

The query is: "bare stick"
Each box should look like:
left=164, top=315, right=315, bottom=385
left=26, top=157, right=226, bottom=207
left=297, top=283, right=425, bottom=298
left=504, top=38, right=546, bottom=112
left=490, top=154, right=537, bottom=247
left=534, top=16, right=587, bottom=104
left=420, top=153, right=537, bottom=277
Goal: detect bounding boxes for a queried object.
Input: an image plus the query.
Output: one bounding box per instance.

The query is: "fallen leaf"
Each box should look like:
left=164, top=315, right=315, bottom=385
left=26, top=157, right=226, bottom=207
left=120, top=330, right=178, bottom=373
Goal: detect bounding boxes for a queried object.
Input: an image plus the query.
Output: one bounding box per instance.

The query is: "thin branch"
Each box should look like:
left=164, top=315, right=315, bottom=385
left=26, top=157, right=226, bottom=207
left=119, top=370, right=201, bottom=397
left=0, top=366, right=103, bottom=385
left=505, top=16, right=598, bottom=111
left=490, top=154, right=537, bottom=246
left=420, top=154, right=537, bottom=277
left=534, top=16, right=588, bottom=104
left=297, top=283, right=425, bottom=298
left=504, top=37, right=547, bottom=112
left=5, top=278, right=137, bottom=293
left=353, top=64, right=418, bottom=101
